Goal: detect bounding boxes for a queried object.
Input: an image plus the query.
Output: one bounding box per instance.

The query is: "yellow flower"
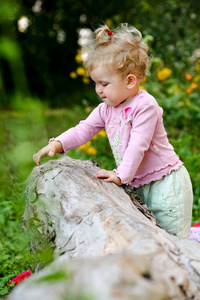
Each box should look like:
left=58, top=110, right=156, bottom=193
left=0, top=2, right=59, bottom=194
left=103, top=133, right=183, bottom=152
left=79, top=141, right=91, bottom=151
left=70, top=71, right=77, bottom=79
left=82, top=77, right=90, bottom=84
left=185, top=74, right=192, bottom=80
left=76, top=67, right=86, bottom=76
left=157, top=68, right=172, bottom=81
left=141, top=77, right=147, bottom=84
left=92, top=135, right=98, bottom=140
left=190, top=82, right=198, bottom=89
left=139, top=85, right=146, bottom=91
left=105, top=19, right=113, bottom=28
left=186, top=88, right=192, bottom=94
left=97, top=130, right=107, bottom=137
left=84, top=69, right=89, bottom=77
left=87, top=146, right=97, bottom=156
left=75, top=54, right=82, bottom=63
left=195, top=64, right=200, bottom=73
left=194, top=75, right=200, bottom=82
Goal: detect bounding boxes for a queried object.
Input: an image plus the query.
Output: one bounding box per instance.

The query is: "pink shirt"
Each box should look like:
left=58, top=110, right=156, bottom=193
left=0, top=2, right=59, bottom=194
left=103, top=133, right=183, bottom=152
left=53, top=89, right=182, bottom=187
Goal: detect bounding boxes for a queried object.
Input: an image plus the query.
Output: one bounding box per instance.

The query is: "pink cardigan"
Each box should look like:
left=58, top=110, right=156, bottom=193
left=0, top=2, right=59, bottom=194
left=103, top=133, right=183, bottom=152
left=53, top=89, right=182, bottom=187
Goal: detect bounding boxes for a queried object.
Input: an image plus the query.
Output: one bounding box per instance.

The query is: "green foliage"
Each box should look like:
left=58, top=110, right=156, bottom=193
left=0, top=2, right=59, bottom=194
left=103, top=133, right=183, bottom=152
left=0, top=0, right=30, bottom=108
left=0, top=189, right=33, bottom=296
left=1, top=0, right=200, bottom=107
left=36, top=269, right=70, bottom=283
left=0, top=101, right=46, bottom=296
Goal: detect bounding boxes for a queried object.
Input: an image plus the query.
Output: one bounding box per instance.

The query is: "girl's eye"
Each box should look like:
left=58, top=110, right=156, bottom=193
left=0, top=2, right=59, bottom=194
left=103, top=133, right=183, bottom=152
left=102, top=83, right=108, bottom=87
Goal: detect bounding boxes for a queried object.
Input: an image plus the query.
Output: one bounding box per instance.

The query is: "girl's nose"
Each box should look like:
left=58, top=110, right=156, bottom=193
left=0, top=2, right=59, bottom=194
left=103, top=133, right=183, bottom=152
left=96, top=85, right=103, bottom=94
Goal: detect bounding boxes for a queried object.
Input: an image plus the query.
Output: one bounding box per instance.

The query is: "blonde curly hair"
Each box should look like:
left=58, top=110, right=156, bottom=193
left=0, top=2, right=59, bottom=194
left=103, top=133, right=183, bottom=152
left=84, top=23, right=149, bottom=80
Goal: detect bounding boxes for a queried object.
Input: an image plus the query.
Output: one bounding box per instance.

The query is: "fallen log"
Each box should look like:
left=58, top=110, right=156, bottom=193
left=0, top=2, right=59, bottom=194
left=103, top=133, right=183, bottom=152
left=8, top=156, right=200, bottom=300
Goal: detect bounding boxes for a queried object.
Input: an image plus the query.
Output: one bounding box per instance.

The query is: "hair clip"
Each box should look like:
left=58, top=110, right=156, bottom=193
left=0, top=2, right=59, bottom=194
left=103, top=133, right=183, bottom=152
left=108, top=30, right=113, bottom=37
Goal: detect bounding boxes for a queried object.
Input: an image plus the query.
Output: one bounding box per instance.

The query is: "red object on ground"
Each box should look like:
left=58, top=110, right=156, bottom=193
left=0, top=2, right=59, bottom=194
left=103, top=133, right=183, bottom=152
left=8, top=270, right=32, bottom=286
left=192, top=222, right=200, bottom=227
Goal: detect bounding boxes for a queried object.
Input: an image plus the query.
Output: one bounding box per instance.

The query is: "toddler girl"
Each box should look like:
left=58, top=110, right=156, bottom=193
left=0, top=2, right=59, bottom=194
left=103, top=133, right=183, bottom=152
left=33, top=24, right=193, bottom=238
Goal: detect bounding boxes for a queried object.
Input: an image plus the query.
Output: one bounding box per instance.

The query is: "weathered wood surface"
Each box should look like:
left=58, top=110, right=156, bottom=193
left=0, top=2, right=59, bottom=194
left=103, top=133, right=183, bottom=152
left=8, top=156, right=200, bottom=300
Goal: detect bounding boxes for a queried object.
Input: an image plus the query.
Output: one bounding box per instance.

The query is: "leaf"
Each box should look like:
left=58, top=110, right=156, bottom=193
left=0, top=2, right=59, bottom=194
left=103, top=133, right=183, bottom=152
left=36, top=270, right=69, bottom=283
left=0, top=286, right=9, bottom=296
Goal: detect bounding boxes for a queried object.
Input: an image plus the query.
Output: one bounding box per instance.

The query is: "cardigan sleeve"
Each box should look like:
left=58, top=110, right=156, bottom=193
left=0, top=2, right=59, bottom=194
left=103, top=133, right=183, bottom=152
left=51, top=103, right=106, bottom=153
left=115, top=103, right=160, bottom=184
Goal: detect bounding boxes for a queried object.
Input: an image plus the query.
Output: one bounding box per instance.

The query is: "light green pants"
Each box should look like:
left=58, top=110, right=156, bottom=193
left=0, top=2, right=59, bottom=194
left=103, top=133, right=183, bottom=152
left=137, top=166, right=193, bottom=238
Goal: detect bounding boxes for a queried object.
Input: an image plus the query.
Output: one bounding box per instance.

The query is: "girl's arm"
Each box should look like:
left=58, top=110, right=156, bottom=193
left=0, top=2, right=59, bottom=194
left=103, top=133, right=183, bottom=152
left=33, top=103, right=106, bottom=165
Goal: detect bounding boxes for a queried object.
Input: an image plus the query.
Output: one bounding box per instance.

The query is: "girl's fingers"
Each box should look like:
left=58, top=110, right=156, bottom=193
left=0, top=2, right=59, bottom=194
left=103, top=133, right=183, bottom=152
left=33, top=145, right=56, bottom=165
left=48, top=149, right=55, bottom=157
left=33, top=153, right=40, bottom=165
left=94, top=169, right=108, bottom=178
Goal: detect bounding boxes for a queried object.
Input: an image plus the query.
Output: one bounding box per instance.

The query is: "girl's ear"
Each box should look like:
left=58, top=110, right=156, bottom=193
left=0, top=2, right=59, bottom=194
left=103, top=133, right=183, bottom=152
left=126, top=74, right=137, bottom=89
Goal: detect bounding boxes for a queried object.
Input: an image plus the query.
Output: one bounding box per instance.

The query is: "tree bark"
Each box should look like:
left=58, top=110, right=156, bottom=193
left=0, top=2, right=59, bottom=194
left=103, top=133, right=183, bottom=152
left=8, top=156, right=200, bottom=300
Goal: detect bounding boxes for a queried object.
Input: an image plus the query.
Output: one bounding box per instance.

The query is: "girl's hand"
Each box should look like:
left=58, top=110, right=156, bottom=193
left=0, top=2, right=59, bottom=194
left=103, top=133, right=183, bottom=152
left=94, top=169, right=122, bottom=186
left=33, top=141, right=63, bottom=166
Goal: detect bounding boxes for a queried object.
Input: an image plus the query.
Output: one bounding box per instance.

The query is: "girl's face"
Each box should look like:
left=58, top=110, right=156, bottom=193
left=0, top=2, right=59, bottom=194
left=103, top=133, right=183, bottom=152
left=90, top=65, right=136, bottom=107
